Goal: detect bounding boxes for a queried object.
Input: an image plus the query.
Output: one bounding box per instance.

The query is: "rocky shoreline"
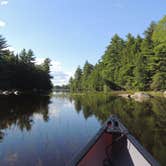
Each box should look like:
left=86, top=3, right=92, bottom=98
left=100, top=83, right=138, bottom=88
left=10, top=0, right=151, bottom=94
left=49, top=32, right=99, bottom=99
left=118, top=91, right=166, bottom=102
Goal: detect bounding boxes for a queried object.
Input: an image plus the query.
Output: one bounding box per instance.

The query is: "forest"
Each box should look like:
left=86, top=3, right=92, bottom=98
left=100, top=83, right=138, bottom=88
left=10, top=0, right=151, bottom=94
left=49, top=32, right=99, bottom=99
left=0, top=36, right=53, bottom=92
left=69, top=16, right=166, bottom=92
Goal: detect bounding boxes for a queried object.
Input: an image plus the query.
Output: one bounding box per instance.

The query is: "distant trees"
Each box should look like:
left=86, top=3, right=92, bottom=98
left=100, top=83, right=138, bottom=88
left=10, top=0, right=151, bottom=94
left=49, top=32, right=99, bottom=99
left=69, top=15, right=166, bottom=92
left=54, top=85, right=69, bottom=92
left=0, top=35, right=53, bottom=92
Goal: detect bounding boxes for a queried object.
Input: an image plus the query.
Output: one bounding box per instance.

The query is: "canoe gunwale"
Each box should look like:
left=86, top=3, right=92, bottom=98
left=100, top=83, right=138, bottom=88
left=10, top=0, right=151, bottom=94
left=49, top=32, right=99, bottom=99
left=68, top=116, right=160, bottom=166
left=116, top=117, right=160, bottom=166
left=68, top=125, right=107, bottom=166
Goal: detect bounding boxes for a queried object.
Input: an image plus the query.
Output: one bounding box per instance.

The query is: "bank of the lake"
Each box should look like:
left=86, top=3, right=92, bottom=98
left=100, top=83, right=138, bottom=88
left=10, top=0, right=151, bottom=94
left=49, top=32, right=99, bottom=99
left=65, top=90, right=166, bottom=100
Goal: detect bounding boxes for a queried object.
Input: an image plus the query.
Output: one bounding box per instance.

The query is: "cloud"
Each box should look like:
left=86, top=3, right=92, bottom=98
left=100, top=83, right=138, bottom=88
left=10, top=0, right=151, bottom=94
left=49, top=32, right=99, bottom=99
left=6, top=46, right=16, bottom=52
left=51, top=71, right=71, bottom=85
left=36, top=58, right=72, bottom=85
left=0, top=20, right=6, bottom=28
left=0, top=0, right=8, bottom=6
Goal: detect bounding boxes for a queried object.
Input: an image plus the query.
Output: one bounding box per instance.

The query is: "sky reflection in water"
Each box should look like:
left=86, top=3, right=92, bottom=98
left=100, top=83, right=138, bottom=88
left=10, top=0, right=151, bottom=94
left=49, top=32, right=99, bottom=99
left=0, top=94, right=165, bottom=166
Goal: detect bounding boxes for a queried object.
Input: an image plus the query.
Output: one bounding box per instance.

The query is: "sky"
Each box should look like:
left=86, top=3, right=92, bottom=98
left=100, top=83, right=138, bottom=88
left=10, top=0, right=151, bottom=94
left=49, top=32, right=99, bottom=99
left=0, top=0, right=166, bottom=85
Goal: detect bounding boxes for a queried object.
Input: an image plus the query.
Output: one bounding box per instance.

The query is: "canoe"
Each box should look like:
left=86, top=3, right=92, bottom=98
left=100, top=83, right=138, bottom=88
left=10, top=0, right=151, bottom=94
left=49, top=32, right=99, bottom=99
left=69, top=116, right=160, bottom=166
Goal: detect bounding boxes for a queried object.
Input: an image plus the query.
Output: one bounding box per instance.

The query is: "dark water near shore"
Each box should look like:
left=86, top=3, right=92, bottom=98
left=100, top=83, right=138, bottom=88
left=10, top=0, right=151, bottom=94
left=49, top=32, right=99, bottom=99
left=0, top=94, right=165, bottom=166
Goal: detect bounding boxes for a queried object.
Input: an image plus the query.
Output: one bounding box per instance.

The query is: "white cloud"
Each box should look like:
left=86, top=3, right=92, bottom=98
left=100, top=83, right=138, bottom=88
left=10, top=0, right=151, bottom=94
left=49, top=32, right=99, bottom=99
left=6, top=46, right=16, bottom=52
left=51, top=71, right=71, bottom=85
left=0, top=0, right=8, bottom=6
left=36, top=58, right=73, bottom=85
left=0, top=20, right=6, bottom=28
left=35, top=58, right=45, bottom=65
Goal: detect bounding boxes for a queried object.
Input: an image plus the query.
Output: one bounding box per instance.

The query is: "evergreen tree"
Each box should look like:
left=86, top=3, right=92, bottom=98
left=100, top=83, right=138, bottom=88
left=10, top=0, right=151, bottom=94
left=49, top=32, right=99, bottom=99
left=82, top=61, right=94, bottom=90
left=101, top=34, right=124, bottom=88
left=0, top=35, right=8, bottom=59
left=0, top=35, right=53, bottom=92
left=43, top=58, right=51, bottom=73
left=74, top=66, right=83, bottom=92
left=89, top=63, right=104, bottom=91
left=69, top=15, right=166, bottom=92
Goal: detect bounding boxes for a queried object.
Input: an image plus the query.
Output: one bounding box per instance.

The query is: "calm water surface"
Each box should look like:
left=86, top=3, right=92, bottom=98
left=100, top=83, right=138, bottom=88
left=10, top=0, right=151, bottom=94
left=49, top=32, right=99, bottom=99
left=0, top=94, right=165, bottom=166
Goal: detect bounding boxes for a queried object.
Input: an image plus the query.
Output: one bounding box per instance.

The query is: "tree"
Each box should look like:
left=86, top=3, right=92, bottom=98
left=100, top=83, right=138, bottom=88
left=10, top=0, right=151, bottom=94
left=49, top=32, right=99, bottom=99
left=101, top=34, right=124, bottom=87
left=82, top=61, right=94, bottom=90
left=19, top=49, right=27, bottom=63
left=151, top=72, right=166, bottom=90
left=141, top=22, right=156, bottom=54
left=133, top=54, right=147, bottom=90
left=0, top=35, right=8, bottom=58
left=42, top=58, right=51, bottom=73
left=152, top=16, right=166, bottom=44
left=69, top=15, right=166, bottom=92
left=150, top=16, right=166, bottom=90
left=74, top=66, right=83, bottom=92
left=69, top=77, right=75, bottom=92
left=0, top=34, right=53, bottom=92
left=89, top=63, right=104, bottom=91
left=26, top=49, right=35, bottom=64
left=19, top=49, right=35, bottom=65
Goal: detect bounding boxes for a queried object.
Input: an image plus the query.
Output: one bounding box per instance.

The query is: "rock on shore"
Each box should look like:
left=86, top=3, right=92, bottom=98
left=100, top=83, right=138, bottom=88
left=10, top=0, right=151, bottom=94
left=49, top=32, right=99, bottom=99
left=164, top=91, right=166, bottom=97
left=119, top=92, right=151, bottom=102
left=131, top=92, right=151, bottom=102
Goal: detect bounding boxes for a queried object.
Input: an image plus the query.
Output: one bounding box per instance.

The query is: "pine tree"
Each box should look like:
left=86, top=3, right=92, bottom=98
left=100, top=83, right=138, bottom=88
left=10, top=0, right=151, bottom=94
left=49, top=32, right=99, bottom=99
left=82, top=61, right=94, bottom=90
left=0, top=35, right=8, bottom=59
left=150, top=16, right=166, bottom=90
left=74, top=66, right=83, bottom=92
left=101, top=34, right=124, bottom=88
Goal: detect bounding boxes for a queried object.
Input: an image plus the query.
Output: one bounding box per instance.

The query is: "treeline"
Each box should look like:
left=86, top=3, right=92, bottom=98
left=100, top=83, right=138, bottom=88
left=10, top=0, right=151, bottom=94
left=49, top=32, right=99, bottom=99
left=0, top=35, right=53, bottom=92
left=69, top=15, right=166, bottom=92
left=53, top=85, right=69, bottom=92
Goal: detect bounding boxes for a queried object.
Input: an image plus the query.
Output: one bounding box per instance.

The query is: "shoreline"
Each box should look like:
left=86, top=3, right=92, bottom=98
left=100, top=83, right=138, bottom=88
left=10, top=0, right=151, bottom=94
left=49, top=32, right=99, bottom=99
left=0, top=90, right=51, bottom=96
left=1, top=90, right=165, bottom=99
left=68, top=91, right=165, bottom=96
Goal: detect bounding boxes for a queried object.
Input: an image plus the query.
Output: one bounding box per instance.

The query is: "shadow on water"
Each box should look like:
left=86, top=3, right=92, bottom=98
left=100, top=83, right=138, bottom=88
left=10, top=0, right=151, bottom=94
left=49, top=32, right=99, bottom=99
left=69, top=94, right=166, bottom=165
left=0, top=95, right=51, bottom=142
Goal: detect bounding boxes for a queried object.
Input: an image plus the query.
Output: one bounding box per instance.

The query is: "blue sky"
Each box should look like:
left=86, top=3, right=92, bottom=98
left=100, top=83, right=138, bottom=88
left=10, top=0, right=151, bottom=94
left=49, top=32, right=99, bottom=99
left=0, top=0, right=166, bottom=85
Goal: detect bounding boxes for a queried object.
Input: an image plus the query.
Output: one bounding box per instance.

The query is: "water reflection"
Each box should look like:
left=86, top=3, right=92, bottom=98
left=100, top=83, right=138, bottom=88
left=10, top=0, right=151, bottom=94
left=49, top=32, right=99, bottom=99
left=0, top=94, right=165, bottom=165
left=0, top=95, right=50, bottom=141
left=70, top=94, right=166, bottom=165
left=0, top=95, right=101, bottom=166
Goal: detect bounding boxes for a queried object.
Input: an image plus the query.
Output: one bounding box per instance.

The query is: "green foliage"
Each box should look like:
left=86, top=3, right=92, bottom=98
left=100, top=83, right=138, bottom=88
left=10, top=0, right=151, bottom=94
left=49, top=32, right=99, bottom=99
left=82, top=61, right=94, bottom=90
left=19, top=49, right=35, bottom=65
left=69, top=15, right=166, bottom=92
left=42, top=58, right=51, bottom=73
left=101, top=34, right=124, bottom=83
left=71, top=66, right=83, bottom=92
left=0, top=35, right=53, bottom=91
left=151, top=72, right=166, bottom=90
left=89, top=64, right=104, bottom=91
left=152, top=16, right=166, bottom=44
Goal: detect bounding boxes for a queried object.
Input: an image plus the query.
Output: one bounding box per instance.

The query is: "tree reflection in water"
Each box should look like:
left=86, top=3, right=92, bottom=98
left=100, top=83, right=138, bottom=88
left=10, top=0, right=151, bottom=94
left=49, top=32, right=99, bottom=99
left=0, top=94, right=165, bottom=165
left=0, top=95, right=51, bottom=141
left=70, top=94, right=166, bottom=165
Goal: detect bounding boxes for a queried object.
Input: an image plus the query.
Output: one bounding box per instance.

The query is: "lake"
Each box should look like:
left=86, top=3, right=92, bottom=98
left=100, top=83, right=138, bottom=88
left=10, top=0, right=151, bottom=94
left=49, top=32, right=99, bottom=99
left=0, top=94, right=165, bottom=166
